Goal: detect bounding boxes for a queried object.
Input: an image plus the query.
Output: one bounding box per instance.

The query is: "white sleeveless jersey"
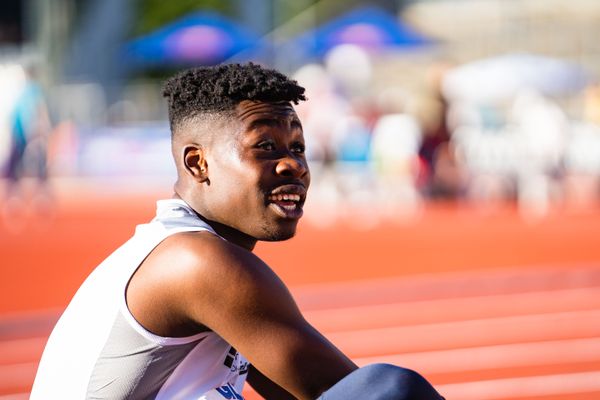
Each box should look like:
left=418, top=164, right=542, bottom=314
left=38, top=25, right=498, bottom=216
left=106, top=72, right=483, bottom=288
left=31, top=199, right=249, bottom=400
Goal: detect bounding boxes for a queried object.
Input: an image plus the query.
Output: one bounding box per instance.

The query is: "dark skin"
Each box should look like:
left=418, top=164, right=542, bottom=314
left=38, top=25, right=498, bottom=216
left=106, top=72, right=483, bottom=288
left=126, top=100, right=357, bottom=400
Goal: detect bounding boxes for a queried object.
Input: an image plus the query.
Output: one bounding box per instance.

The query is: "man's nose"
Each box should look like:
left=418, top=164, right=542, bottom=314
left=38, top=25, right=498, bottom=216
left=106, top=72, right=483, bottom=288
left=275, top=154, right=308, bottom=178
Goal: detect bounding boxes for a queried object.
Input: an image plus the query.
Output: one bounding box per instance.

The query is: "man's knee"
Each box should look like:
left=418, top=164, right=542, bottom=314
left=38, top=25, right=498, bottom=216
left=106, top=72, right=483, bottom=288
left=358, top=364, right=443, bottom=399
left=319, top=363, right=444, bottom=400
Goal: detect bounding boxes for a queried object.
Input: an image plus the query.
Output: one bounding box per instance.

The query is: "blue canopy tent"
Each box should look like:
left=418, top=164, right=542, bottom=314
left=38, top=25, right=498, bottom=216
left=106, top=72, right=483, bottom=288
left=284, top=6, right=433, bottom=61
left=124, top=11, right=265, bottom=68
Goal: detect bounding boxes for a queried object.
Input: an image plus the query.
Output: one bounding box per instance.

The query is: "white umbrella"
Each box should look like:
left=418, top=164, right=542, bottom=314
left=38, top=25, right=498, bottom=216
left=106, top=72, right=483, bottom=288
left=442, top=53, right=590, bottom=104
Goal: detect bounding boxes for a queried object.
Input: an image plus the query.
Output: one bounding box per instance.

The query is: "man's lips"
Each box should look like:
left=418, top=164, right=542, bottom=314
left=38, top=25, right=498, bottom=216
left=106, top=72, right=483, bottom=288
left=269, top=184, right=307, bottom=197
left=266, top=184, right=307, bottom=219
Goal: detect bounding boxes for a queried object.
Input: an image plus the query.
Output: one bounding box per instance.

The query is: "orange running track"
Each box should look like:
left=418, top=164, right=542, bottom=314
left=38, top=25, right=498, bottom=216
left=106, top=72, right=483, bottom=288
left=1, top=189, right=600, bottom=399
left=2, top=191, right=600, bottom=314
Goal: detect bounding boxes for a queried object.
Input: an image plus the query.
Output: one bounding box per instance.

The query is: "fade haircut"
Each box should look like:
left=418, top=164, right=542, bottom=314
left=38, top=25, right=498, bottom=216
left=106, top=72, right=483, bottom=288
left=162, top=63, right=306, bottom=133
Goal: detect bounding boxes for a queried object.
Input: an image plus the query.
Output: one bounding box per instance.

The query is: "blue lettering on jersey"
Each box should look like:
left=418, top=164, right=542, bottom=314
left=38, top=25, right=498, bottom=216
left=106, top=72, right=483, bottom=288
left=215, top=383, right=244, bottom=399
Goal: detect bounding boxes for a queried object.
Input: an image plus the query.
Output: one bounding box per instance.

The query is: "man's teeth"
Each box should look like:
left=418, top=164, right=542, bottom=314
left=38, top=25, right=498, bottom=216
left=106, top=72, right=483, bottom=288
left=269, top=194, right=301, bottom=202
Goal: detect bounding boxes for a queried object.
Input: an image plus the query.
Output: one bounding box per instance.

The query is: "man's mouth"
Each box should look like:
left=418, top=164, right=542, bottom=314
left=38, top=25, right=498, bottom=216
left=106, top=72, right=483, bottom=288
left=268, top=193, right=301, bottom=207
left=267, top=186, right=306, bottom=219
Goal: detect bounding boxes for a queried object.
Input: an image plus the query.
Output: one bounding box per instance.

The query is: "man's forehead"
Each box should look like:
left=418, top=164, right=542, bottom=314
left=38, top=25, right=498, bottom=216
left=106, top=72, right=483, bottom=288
left=235, top=100, right=298, bottom=121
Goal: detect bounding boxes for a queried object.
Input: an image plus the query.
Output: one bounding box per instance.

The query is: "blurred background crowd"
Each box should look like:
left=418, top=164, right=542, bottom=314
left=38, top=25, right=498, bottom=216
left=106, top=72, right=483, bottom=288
left=1, top=0, right=600, bottom=223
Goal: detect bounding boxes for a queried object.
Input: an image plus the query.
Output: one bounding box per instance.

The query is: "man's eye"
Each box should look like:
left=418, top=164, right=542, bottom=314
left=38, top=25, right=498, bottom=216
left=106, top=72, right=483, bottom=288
left=291, top=143, right=305, bottom=154
left=258, top=141, right=275, bottom=151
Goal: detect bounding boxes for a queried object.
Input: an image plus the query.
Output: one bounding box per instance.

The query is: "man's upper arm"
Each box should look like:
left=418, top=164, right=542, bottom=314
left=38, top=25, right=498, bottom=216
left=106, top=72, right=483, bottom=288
left=173, top=233, right=356, bottom=400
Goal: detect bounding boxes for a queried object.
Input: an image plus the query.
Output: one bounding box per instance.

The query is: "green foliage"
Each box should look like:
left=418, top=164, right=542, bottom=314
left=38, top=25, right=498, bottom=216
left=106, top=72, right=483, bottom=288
left=134, top=0, right=234, bottom=36
left=274, top=0, right=318, bottom=26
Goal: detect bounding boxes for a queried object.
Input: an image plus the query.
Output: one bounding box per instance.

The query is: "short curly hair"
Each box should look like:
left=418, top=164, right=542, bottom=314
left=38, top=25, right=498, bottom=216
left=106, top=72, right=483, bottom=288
left=162, top=63, right=306, bottom=132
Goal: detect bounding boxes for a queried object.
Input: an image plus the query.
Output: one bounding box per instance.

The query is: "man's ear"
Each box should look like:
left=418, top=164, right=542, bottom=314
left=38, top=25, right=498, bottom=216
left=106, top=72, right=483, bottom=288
left=183, top=145, right=209, bottom=183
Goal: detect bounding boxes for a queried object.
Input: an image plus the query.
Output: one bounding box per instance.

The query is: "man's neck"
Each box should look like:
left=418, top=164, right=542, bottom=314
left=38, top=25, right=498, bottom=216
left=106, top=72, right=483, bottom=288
left=172, top=192, right=257, bottom=251
left=200, top=217, right=258, bottom=251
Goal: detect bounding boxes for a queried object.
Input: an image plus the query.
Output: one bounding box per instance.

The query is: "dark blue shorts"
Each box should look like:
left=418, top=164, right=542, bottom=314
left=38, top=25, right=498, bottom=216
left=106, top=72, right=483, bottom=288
left=317, top=364, right=444, bottom=400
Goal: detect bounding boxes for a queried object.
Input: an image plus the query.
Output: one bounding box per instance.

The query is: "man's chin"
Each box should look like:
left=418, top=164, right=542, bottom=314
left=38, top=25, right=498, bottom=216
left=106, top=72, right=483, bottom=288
left=262, top=231, right=296, bottom=242
left=258, top=222, right=298, bottom=242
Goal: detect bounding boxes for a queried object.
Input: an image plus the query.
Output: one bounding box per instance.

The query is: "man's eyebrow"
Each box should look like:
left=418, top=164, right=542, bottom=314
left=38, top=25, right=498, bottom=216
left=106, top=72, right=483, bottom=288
left=246, top=117, right=303, bottom=131
left=246, top=118, right=280, bottom=131
left=290, top=119, right=303, bottom=130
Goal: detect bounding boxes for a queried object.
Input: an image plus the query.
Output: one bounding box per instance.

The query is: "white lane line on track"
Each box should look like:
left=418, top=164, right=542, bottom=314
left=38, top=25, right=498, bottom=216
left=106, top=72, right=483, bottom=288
left=327, top=309, right=600, bottom=356
left=436, top=370, right=600, bottom=400
left=0, top=362, right=37, bottom=390
left=292, top=264, right=600, bottom=309
left=304, top=286, right=600, bottom=332
left=0, top=337, right=47, bottom=364
left=354, top=337, right=600, bottom=374
left=0, top=394, right=28, bottom=400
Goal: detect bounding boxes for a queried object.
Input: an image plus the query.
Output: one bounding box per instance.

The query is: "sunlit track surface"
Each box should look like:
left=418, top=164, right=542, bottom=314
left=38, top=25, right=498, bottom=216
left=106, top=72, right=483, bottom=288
left=293, top=265, right=600, bottom=400
left=1, top=266, right=600, bottom=399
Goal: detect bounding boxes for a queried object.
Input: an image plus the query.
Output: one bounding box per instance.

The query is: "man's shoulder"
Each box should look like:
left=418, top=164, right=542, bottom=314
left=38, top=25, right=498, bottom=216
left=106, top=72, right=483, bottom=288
left=127, top=230, right=270, bottom=336
left=146, top=230, right=266, bottom=289
left=164, top=230, right=256, bottom=264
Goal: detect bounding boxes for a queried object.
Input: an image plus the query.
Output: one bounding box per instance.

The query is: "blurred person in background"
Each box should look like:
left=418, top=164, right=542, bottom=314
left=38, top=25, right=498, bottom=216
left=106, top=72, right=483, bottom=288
left=415, top=63, right=454, bottom=199
left=31, top=63, right=443, bottom=400
left=509, top=90, right=568, bottom=217
left=428, top=140, right=468, bottom=200
left=2, top=62, right=52, bottom=226
left=563, top=83, right=600, bottom=207
left=0, top=64, right=25, bottom=185
left=370, top=93, right=423, bottom=217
